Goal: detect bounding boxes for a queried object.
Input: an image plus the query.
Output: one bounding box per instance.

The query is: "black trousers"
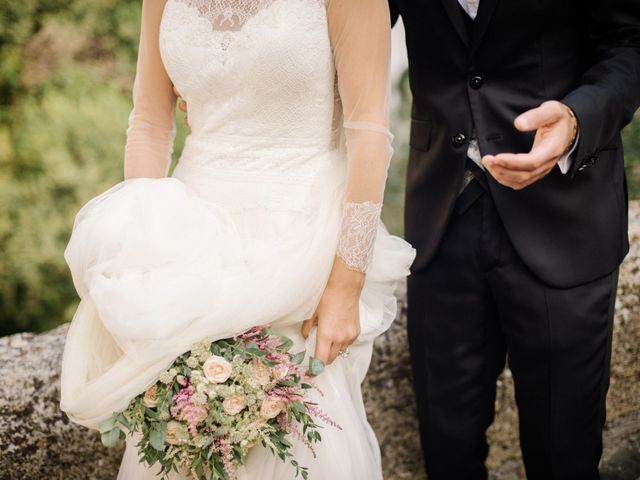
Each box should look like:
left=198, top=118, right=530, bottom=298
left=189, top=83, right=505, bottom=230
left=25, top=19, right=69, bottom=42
left=407, top=178, right=618, bottom=480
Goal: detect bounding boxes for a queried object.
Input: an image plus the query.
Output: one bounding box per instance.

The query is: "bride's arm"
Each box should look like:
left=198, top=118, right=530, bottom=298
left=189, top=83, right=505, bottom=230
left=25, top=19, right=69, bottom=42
left=124, top=0, right=177, bottom=180
left=302, top=0, right=393, bottom=365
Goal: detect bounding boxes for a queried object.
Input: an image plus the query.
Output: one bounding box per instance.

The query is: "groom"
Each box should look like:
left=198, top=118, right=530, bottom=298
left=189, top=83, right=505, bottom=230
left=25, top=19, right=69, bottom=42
left=391, top=0, right=640, bottom=479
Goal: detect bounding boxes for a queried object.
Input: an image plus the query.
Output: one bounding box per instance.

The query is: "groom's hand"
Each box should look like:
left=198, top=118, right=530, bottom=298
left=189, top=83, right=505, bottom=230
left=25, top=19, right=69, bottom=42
left=482, top=101, right=578, bottom=190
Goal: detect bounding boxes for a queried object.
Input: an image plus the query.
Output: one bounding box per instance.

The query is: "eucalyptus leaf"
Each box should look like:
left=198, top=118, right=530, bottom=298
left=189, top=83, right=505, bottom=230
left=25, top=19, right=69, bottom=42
left=101, top=428, right=123, bottom=448
left=278, top=336, right=294, bottom=351
left=308, top=357, right=325, bottom=376
left=117, top=412, right=132, bottom=431
left=149, top=422, right=166, bottom=451
left=290, top=351, right=306, bottom=365
left=98, top=412, right=118, bottom=433
left=246, top=347, right=268, bottom=357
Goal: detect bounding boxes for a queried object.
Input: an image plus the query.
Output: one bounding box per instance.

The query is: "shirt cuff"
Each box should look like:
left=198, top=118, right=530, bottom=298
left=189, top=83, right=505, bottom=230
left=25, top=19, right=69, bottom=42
left=557, top=129, right=580, bottom=175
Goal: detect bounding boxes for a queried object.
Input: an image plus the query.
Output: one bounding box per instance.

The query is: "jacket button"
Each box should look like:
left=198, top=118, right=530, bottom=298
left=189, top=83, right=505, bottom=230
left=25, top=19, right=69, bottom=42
left=470, top=76, right=483, bottom=89
left=452, top=133, right=467, bottom=147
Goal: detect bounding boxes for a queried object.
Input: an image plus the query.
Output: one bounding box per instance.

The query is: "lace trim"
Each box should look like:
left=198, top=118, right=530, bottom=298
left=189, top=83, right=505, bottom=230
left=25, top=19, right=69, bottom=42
left=337, top=202, right=382, bottom=273
left=174, top=0, right=275, bottom=31
left=173, top=0, right=326, bottom=32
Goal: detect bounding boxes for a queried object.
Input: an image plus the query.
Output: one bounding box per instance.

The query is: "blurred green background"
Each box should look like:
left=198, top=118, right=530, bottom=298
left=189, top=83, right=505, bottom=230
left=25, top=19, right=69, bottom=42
left=1, top=1, right=639, bottom=336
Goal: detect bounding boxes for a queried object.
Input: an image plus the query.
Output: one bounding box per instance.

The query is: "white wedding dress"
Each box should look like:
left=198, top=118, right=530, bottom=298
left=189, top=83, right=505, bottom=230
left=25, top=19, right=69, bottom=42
left=60, top=0, right=415, bottom=478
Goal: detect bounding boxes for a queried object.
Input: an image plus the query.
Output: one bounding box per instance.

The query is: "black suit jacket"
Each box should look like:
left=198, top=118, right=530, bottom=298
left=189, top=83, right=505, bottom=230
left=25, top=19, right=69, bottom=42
left=391, top=0, right=640, bottom=288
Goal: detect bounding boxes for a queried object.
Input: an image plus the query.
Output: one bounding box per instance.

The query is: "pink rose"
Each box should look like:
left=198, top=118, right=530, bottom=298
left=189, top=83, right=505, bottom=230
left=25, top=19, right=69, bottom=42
left=251, top=360, right=271, bottom=386
left=143, top=385, right=158, bottom=408
left=202, top=355, right=233, bottom=383
left=260, top=396, right=285, bottom=419
left=223, top=394, right=247, bottom=416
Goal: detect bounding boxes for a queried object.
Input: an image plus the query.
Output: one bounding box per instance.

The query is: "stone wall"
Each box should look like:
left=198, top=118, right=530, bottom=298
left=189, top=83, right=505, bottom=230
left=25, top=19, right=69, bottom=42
left=1, top=203, right=639, bottom=480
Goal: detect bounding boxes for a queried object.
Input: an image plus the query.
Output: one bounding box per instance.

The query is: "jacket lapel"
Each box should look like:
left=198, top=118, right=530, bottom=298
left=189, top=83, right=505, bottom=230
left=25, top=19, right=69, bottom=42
left=439, top=0, right=471, bottom=48
left=471, top=0, right=499, bottom=54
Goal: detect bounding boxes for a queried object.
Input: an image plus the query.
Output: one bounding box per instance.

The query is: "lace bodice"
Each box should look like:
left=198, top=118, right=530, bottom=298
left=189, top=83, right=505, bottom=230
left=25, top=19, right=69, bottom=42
left=124, top=0, right=393, bottom=272
left=159, top=0, right=334, bottom=144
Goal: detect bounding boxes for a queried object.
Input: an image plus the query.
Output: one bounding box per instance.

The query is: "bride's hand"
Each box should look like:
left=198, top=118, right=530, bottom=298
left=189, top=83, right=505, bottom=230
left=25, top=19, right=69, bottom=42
left=301, top=257, right=365, bottom=366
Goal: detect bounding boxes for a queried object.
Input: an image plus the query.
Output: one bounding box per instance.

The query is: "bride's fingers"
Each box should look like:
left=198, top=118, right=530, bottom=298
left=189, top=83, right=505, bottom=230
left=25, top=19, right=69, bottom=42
left=314, top=334, right=332, bottom=364
left=301, top=318, right=315, bottom=339
left=328, top=342, right=344, bottom=365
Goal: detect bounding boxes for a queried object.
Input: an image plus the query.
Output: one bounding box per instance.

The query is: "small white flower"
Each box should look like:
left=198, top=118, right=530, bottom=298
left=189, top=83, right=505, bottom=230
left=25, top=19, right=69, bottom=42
left=159, top=371, right=175, bottom=384
left=191, top=371, right=205, bottom=387
left=192, top=392, right=208, bottom=405
left=186, top=356, right=199, bottom=368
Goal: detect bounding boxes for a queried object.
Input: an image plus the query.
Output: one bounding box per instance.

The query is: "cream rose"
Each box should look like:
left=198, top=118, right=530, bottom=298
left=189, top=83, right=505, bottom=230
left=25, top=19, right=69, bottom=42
left=260, top=396, right=285, bottom=419
left=223, top=394, right=247, bottom=416
left=165, top=421, right=189, bottom=445
left=143, top=385, right=158, bottom=408
left=202, top=355, right=233, bottom=383
left=251, top=360, right=271, bottom=386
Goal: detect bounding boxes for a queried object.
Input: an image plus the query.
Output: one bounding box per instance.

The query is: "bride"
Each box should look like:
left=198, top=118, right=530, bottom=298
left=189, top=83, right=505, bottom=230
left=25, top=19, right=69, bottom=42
left=60, top=0, right=415, bottom=478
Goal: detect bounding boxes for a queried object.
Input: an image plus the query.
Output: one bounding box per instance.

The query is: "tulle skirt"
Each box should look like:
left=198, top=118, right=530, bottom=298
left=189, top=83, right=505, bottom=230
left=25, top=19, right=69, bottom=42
left=60, top=143, right=415, bottom=479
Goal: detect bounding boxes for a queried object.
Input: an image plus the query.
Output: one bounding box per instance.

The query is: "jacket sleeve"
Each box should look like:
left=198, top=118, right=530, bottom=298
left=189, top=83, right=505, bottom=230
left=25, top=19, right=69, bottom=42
left=562, top=0, right=640, bottom=177
left=389, top=0, right=400, bottom=27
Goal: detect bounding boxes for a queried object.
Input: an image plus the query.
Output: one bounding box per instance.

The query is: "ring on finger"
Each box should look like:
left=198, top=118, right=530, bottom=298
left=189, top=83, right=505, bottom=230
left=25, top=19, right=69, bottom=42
left=338, top=348, right=351, bottom=359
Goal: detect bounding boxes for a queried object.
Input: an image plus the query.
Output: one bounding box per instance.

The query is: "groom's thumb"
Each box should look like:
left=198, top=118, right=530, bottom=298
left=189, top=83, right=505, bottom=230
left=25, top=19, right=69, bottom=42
left=515, top=101, right=564, bottom=132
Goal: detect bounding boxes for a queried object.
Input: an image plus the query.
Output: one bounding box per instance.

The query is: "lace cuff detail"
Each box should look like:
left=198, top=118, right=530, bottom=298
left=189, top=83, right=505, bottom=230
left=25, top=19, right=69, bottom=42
left=337, top=201, right=383, bottom=273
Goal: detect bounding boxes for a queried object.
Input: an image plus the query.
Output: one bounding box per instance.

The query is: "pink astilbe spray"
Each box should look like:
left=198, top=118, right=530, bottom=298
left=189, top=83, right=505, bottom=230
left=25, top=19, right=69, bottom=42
left=213, top=437, right=236, bottom=480
left=277, top=414, right=317, bottom=458
left=268, top=386, right=302, bottom=403
left=308, top=404, right=342, bottom=430
left=301, top=375, right=324, bottom=397
left=171, top=384, right=208, bottom=436
left=237, top=325, right=268, bottom=342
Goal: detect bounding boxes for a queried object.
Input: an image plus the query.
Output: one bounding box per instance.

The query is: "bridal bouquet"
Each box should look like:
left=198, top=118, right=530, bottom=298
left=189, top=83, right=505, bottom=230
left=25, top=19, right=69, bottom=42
left=99, top=326, right=337, bottom=480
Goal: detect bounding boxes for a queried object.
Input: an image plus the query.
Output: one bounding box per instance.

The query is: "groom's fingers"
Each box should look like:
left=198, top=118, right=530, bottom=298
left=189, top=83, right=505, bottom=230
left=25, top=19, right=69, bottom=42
left=483, top=131, right=563, bottom=180
left=484, top=148, right=559, bottom=189
left=514, top=100, right=564, bottom=132
left=485, top=161, right=555, bottom=190
left=486, top=136, right=561, bottom=172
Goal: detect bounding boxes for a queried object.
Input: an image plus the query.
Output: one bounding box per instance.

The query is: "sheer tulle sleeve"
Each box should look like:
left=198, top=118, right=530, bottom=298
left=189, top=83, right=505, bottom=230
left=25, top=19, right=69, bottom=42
left=124, top=0, right=177, bottom=180
left=328, top=0, right=393, bottom=273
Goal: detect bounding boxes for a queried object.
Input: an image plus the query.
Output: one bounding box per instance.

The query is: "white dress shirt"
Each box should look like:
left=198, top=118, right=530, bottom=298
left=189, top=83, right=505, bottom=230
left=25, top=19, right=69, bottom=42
left=457, top=0, right=575, bottom=174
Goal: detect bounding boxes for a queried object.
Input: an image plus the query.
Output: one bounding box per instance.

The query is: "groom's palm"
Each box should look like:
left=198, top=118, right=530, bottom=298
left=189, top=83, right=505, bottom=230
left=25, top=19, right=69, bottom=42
left=482, top=100, right=577, bottom=190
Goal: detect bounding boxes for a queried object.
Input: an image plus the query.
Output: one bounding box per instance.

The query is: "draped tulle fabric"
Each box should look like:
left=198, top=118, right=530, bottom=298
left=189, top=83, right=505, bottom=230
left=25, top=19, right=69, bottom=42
left=60, top=0, right=415, bottom=478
